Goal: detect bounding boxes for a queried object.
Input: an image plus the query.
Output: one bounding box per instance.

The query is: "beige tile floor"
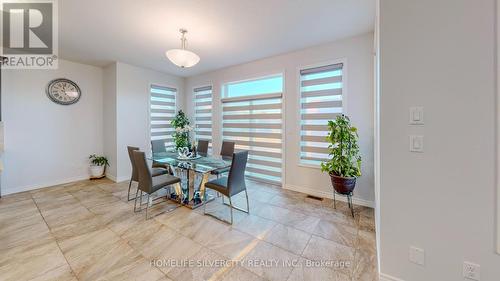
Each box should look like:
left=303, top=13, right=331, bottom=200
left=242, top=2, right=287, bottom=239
left=0, top=178, right=377, bottom=281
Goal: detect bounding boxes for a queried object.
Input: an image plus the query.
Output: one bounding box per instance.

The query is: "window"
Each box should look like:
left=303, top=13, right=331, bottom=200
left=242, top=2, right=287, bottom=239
left=194, top=86, right=213, bottom=151
left=150, top=85, right=176, bottom=149
left=224, top=75, right=283, bottom=98
left=299, top=63, right=344, bottom=166
left=222, top=75, right=283, bottom=184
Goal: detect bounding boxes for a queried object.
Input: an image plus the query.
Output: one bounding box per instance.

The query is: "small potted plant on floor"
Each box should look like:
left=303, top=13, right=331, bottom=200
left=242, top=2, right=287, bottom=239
left=321, top=114, right=361, bottom=216
left=89, top=154, right=109, bottom=179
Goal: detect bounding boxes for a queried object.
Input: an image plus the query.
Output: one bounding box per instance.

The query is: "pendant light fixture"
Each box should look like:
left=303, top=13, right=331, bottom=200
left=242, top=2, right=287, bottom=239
left=166, top=29, right=200, bottom=68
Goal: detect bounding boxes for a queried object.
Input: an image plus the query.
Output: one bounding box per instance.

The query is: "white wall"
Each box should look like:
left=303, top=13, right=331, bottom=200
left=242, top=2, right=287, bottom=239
left=103, top=63, right=117, bottom=179
left=1, top=60, right=103, bottom=194
left=114, top=62, right=185, bottom=181
left=379, top=0, right=499, bottom=280
left=1, top=59, right=184, bottom=193
left=185, top=32, right=375, bottom=205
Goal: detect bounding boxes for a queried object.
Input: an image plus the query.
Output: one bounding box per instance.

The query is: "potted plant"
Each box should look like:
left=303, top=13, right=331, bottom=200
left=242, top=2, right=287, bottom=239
left=321, top=114, right=361, bottom=198
left=89, top=154, right=109, bottom=179
left=171, top=110, right=193, bottom=150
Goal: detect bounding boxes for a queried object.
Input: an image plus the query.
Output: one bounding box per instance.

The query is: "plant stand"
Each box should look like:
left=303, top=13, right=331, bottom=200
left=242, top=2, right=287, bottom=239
left=333, top=190, right=355, bottom=218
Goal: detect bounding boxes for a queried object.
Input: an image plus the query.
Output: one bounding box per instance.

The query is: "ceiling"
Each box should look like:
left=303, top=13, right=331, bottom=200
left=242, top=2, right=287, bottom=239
left=60, top=0, right=375, bottom=77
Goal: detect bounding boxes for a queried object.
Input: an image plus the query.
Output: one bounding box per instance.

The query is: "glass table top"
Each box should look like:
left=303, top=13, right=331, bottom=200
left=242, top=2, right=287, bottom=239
left=150, top=151, right=232, bottom=174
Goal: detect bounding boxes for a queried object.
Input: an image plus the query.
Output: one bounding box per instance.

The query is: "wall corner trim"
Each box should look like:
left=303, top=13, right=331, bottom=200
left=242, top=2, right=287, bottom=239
left=105, top=173, right=118, bottom=182
left=105, top=173, right=129, bottom=183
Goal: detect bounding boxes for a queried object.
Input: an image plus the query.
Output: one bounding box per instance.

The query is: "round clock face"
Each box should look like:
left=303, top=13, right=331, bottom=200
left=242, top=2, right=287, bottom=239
left=46, top=78, right=81, bottom=105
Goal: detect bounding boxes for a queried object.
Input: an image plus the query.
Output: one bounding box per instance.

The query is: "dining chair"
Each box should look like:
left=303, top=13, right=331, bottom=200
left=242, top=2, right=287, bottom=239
left=127, top=146, right=169, bottom=201
left=203, top=150, right=249, bottom=224
left=220, top=141, right=235, bottom=157
left=151, top=139, right=167, bottom=153
left=197, top=140, right=209, bottom=155
left=211, top=141, right=235, bottom=178
left=132, top=150, right=182, bottom=219
left=151, top=140, right=174, bottom=175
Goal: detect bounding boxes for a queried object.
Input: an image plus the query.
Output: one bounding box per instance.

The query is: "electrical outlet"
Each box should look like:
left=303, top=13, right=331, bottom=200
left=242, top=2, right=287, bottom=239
left=463, top=262, right=480, bottom=280
left=409, top=135, right=424, bottom=152
left=409, top=246, right=425, bottom=266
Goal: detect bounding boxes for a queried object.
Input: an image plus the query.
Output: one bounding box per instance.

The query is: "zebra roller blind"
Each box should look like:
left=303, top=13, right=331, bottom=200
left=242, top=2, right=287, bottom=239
left=194, top=86, right=213, bottom=151
left=299, top=63, right=344, bottom=166
left=150, top=85, right=177, bottom=149
left=222, top=76, right=283, bottom=184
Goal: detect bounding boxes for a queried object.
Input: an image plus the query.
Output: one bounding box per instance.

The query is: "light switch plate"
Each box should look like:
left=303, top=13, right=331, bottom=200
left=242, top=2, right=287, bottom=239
left=410, top=135, right=424, bottom=152
left=409, top=246, right=425, bottom=266
left=409, top=107, right=424, bottom=125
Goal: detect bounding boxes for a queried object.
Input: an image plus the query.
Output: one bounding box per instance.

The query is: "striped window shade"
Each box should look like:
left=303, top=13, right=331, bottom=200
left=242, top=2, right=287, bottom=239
left=194, top=86, right=213, bottom=151
left=299, top=63, right=344, bottom=166
left=222, top=92, right=283, bottom=185
left=150, top=85, right=177, bottom=149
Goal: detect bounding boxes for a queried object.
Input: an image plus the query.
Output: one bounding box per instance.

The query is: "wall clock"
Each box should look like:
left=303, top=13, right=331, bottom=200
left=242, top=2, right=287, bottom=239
left=46, top=78, right=81, bottom=105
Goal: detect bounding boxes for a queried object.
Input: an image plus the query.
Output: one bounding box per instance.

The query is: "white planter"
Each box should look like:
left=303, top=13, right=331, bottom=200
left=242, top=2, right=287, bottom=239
left=90, top=165, right=105, bottom=177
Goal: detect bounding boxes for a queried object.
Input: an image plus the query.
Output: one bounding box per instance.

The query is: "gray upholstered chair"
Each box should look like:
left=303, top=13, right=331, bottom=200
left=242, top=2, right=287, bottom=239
left=151, top=139, right=167, bottom=153
left=132, top=150, right=182, bottom=219
left=220, top=141, right=235, bottom=157
left=204, top=151, right=249, bottom=224
left=197, top=140, right=209, bottom=155
left=211, top=141, right=235, bottom=178
left=151, top=140, right=174, bottom=175
left=127, top=146, right=169, bottom=201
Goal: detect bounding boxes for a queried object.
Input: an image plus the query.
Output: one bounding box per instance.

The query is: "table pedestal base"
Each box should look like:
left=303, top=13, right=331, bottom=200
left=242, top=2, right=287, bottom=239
left=172, top=169, right=214, bottom=209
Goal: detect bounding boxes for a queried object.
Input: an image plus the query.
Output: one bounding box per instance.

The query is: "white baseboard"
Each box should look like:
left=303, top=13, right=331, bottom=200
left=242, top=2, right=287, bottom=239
left=284, top=184, right=374, bottom=208
left=380, top=273, right=405, bottom=281
left=105, top=173, right=128, bottom=183
left=116, top=176, right=129, bottom=183
left=2, top=175, right=90, bottom=195
left=105, top=173, right=117, bottom=182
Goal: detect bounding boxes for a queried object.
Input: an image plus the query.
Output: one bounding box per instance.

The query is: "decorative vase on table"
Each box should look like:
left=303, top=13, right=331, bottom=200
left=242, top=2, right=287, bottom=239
left=171, top=110, right=193, bottom=150
left=320, top=114, right=362, bottom=217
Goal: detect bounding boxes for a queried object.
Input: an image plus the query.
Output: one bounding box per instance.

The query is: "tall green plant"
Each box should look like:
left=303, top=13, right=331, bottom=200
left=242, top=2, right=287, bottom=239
left=171, top=110, right=193, bottom=149
left=320, top=114, right=361, bottom=178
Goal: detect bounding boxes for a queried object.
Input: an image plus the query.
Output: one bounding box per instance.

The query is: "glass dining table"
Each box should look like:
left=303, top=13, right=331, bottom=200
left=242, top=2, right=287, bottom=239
left=149, top=151, right=232, bottom=209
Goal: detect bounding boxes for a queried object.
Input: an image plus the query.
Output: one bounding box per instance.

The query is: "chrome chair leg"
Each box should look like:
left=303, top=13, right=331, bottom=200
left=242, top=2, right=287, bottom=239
left=145, top=194, right=151, bottom=220
left=228, top=196, right=233, bottom=225
left=127, top=180, right=135, bottom=201
left=133, top=189, right=140, bottom=212
left=203, top=192, right=208, bottom=215
left=221, top=191, right=250, bottom=214
left=139, top=191, right=143, bottom=211
left=245, top=189, right=250, bottom=214
left=204, top=191, right=248, bottom=225
left=140, top=186, right=181, bottom=220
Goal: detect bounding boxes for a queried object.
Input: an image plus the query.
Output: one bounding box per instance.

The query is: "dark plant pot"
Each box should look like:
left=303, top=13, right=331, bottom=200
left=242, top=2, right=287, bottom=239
left=330, top=174, right=356, bottom=195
